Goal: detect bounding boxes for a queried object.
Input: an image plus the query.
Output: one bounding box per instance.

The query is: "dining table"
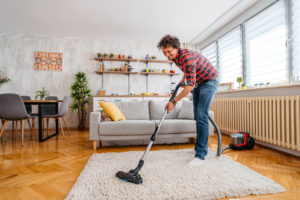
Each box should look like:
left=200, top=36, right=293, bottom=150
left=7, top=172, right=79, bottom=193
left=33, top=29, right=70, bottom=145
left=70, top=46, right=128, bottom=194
left=23, top=100, right=62, bottom=142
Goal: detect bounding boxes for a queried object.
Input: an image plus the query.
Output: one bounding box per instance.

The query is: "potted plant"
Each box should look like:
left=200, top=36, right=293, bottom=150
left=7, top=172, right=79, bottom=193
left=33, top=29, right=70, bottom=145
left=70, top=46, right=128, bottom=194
left=104, top=53, right=108, bottom=58
left=0, top=71, right=11, bottom=87
left=236, top=76, right=243, bottom=89
left=70, top=72, right=92, bottom=130
left=35, top=87, right=50, bottom=100
left=97, top=53, right=102, bottom=58
left=109, top=53, right=114, bottom=58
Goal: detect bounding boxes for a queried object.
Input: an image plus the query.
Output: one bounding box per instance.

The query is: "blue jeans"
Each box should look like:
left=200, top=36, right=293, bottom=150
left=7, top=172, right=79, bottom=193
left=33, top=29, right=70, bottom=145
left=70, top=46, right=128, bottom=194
left=192, top=79, right=219, bottom=160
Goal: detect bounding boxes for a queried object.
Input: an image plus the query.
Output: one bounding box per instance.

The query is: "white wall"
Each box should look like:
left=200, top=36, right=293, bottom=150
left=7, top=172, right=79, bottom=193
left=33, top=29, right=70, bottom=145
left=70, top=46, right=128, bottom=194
left=0, top=32, right=182, bottom=128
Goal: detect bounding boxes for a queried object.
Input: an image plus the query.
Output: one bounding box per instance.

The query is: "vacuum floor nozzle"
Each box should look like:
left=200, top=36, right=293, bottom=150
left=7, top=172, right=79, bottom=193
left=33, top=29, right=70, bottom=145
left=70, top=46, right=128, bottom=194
left=116, top=170, right=143, bottom=184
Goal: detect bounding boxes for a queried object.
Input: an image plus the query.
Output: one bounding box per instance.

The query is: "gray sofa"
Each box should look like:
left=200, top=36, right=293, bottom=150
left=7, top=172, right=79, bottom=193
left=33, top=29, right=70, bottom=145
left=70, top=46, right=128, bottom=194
left=90, top=100, right=214, bottom=149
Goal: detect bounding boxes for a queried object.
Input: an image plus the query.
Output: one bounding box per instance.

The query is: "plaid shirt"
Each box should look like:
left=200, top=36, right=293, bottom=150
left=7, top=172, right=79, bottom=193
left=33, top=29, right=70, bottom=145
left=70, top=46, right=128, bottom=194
left=173, top=48, right=218, bottom=86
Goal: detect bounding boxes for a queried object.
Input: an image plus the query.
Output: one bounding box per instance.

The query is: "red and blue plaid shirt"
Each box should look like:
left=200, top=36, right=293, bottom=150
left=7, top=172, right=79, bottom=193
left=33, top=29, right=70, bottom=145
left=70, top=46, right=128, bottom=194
left=173, top=48, right=218, bottom=87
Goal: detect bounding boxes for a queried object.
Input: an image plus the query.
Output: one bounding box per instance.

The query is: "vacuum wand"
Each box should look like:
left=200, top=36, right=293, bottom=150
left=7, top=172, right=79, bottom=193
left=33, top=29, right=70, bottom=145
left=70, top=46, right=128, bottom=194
left=116, top=82, right=184, bottom=184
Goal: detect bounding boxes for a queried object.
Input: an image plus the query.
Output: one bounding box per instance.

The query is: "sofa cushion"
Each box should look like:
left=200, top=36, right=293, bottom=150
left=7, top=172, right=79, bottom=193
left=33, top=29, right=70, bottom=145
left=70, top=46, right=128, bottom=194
left=178, top=100, right=194, bottom=120
left=152, top=119, right=196, bottom=134
left=114, top=101, right=149, bottom=120
left=99, top=120, right=155, bottom=136
left=149, top=100, right=182, bottom=120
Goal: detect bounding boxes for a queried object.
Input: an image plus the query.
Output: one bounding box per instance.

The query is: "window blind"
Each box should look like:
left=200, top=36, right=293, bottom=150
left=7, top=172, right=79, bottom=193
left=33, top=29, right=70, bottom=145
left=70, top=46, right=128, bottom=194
left=200, top=42, right=218, bottom=69
left=218, top=27, right=242, bottom=87
left=245, top=1, right=288, bottom=86
left=292, top=0, right=300, bottom=80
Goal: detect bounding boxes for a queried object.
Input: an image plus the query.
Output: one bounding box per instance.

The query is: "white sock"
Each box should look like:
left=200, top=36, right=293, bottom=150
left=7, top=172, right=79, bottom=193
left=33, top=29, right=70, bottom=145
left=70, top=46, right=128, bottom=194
left=188, top=158, right=204, bottom=167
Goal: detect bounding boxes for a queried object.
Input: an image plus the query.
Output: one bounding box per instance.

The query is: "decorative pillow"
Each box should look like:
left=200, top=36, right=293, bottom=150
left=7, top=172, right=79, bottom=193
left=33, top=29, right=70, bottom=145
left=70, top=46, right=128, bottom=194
left=178, top=100, right=194, bottom=120
left=99, top=102, right=126, bottom=122
left=101, top=110, right=112, bottom=121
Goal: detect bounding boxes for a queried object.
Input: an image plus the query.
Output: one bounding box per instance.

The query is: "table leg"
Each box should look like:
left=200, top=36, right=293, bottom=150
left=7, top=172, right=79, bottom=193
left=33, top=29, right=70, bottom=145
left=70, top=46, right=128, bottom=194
left=56, top=102, right=58, bottom=135
left=38, top=104, right=42, bottom=142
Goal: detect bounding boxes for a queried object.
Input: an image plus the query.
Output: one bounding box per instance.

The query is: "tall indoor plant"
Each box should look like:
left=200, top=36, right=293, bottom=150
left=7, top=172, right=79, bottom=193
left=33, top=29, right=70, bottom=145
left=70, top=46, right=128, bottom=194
left=70, top=72, right=92, bottom=130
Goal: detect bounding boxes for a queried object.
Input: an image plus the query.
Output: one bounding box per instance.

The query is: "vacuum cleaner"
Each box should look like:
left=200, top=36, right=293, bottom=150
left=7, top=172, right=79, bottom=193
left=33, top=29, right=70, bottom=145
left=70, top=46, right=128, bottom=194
left=221, top=132, right=255, bottom=152
left=116, top=82, right=223, bottom=184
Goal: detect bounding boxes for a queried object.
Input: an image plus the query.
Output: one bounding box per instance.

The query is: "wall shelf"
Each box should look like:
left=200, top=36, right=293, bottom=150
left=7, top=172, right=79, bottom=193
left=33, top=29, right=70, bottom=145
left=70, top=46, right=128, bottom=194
left=94, top=58, right=138, bottom=62
left=95, top=71, right=138, bottom=75
left=139, top=59, right=173, bottom=64
left=140, top=72, right=180, bottom=76
left=94, top=57, right=177, bottom=95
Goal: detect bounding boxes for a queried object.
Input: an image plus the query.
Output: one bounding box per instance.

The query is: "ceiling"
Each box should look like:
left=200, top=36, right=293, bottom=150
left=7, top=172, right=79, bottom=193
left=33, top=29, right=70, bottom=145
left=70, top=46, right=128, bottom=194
left=0, top=0, right=258, bottom=43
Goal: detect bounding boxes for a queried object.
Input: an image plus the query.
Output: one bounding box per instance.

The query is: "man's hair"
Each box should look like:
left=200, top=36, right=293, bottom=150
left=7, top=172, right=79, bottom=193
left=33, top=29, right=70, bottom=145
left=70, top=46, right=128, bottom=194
left=157, top=34, right=180, bottom=49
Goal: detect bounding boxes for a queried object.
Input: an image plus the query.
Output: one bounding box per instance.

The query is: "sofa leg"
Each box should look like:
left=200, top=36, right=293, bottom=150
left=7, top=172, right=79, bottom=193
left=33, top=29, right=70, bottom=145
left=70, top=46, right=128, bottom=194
left=93, top=140, right=98, bottom=150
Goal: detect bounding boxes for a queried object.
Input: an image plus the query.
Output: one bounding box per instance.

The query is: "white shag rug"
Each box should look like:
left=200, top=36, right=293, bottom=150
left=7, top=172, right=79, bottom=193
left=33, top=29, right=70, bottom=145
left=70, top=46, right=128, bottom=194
left=66, top=149, right=285, bottom=200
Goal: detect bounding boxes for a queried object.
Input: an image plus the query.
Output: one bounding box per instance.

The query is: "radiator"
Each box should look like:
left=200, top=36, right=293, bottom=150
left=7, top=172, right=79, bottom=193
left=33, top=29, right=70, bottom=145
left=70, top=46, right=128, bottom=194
left=210, top=96, right=300, bottom=151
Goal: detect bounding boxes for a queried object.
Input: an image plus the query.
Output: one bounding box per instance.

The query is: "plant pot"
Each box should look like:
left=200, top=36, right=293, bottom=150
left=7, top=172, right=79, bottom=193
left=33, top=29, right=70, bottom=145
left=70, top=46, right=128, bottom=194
left=78, top=125, right=85, bottom=130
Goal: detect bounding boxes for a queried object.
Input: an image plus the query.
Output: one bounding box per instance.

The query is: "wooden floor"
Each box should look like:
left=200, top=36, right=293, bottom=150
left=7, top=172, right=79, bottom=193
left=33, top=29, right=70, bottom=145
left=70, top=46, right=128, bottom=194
left=0, top=129, right=299, bottom=200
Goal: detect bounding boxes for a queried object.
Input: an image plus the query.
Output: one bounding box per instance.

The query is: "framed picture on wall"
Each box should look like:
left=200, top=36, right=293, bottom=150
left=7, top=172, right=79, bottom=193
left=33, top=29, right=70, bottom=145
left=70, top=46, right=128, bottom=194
left=34, top=51, right=63, bottom=71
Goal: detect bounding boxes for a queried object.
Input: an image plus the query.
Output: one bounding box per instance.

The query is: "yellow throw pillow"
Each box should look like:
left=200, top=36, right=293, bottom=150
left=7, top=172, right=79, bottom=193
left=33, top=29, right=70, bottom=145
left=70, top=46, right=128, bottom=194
left=99, top=102, right=126, bottom=122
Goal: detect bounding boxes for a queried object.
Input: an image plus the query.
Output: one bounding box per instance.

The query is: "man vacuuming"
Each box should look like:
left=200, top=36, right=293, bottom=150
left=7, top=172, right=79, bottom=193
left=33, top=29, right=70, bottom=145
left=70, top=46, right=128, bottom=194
left=158, top=34, right=219, bottom=167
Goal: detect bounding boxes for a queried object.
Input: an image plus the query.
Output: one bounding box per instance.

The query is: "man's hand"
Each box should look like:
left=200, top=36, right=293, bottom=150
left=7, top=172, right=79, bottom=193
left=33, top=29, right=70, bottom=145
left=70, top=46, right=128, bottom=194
left=165, top=101, right=175, bottom=114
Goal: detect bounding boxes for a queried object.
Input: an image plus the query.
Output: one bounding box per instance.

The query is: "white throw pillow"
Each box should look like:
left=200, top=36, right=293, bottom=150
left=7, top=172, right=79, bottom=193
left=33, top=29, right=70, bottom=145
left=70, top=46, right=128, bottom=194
left=178, top=100, right=194, bottom=119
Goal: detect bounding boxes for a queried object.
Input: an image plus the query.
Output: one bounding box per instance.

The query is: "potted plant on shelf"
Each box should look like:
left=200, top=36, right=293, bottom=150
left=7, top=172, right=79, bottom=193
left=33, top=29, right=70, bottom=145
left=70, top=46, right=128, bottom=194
left=35, top=87, right=50, bottom=100
left=0, top=71, right=11, bottom=87
left=241, top=83, right=247, bottom=90
left=236, top=76, right=243, bottom=89
left=70, top=72, right=92, bottom=130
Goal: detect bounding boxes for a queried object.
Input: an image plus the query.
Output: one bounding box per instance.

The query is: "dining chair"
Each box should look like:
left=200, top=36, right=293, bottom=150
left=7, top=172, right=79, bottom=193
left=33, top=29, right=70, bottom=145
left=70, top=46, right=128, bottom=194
left=21, top=95, right=37, bottom=138
left=42, top=96, right=70, bottom=138
left=41, top=96, right=58, bottom=136
left=0, top=93, right=30, bottom=145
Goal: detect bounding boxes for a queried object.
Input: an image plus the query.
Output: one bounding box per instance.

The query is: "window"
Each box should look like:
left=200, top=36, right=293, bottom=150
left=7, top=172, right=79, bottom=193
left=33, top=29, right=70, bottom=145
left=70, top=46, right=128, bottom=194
left=292, top=0, right=300, bottom=80
left=218, top=27, right=242, bottom=87
left=200, top=42, right=218, bottom=69
left=245, top=1, right=288, bottom=86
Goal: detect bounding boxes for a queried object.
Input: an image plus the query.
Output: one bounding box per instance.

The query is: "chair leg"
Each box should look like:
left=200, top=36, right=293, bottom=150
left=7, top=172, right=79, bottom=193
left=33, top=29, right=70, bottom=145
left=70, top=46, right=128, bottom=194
left=31, top=118, right=36, bottom=139
left=27, top=119, right=32, bottom=130
left=46, top=118, right=49, bottom=137
left=1, top=119, right=6, bottom=142
left=28, top=119, right=33, bottom=139
left=15, top=120, right=19, bottom=140
left=0, top=120, right=7, bottom=139
left=21, top=120, right=24, bottom=146
left=62, top=117, right=70, bottom=136
left=58, top=117, right=65, bottom=139
left=12, top=121, right=15, bottom=137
